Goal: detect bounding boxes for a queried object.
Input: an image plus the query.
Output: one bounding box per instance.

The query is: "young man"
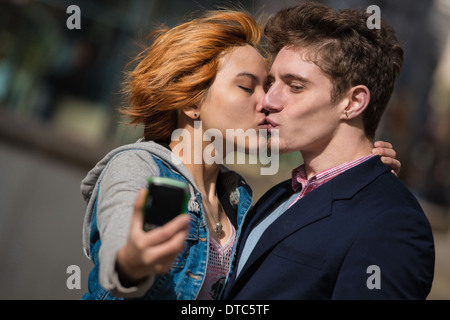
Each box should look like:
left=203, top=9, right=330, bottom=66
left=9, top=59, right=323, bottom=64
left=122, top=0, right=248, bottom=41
left=223, top=2, right=435, bottom=299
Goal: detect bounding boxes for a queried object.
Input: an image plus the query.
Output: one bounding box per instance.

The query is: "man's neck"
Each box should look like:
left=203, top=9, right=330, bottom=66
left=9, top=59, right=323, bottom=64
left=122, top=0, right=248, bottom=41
left=301, top=133, right=373, bottom=179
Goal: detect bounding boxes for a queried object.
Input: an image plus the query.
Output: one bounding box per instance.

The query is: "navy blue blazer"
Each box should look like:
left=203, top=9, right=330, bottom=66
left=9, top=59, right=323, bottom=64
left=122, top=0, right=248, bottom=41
left=223, top=156, right=435, bottom=300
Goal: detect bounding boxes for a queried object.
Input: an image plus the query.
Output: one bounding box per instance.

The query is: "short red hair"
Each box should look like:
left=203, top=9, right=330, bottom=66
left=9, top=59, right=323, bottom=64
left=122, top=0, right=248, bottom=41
left=121, top=10, right=263, bottom=143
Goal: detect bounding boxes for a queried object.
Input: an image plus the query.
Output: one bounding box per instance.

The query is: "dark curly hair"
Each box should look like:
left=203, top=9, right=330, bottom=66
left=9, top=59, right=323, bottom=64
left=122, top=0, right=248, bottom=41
left=264, top=2, right=404, bottom=139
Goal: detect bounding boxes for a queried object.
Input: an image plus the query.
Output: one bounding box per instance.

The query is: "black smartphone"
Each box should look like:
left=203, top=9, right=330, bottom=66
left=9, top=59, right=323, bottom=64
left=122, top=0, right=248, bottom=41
left=143, top=177, right=189, bottom=231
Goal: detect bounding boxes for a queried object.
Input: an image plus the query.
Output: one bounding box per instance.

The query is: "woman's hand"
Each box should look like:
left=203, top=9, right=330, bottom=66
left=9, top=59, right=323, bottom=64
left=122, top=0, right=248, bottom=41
left=372, top=141, right=401, bottom=175
left=116, top=189, right=190, bottom=286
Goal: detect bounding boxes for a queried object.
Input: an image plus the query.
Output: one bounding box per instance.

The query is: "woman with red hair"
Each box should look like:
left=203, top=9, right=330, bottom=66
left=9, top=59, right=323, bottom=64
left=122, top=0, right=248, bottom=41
left=81, top=9, right=269, bottom=300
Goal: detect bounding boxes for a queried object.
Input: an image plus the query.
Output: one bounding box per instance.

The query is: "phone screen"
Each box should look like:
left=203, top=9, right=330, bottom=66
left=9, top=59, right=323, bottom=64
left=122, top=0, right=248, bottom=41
left=143, top=178, right=188, bottom=231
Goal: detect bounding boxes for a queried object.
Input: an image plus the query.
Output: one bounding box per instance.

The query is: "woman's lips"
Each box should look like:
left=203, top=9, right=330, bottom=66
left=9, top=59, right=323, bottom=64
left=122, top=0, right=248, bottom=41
left=259, top=118, right=278, bottom=130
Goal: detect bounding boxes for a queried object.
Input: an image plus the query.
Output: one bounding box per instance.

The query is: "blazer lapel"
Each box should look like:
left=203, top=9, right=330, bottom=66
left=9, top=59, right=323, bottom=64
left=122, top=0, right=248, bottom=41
left=244, top=179, right=293, bottom=232
left=331, top=155, right=390, bottom=200
left=227, top=180, right=292, bottom=287
left=236, top=180, right=333, bottom=282
left=233, top=156, right=391, bottom=285
left=227, top=156, right=392, bottom=297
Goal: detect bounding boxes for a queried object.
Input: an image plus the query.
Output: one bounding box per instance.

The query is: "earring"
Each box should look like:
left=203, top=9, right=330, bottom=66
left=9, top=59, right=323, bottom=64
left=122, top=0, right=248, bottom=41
left=345, top=110, right=349, bottom=118
left=194, top=113, right=198, bottom=118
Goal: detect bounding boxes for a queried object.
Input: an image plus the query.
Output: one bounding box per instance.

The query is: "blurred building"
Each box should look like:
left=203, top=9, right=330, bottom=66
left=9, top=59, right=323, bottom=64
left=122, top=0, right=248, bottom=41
left=423, top=0, right=450, bottom=207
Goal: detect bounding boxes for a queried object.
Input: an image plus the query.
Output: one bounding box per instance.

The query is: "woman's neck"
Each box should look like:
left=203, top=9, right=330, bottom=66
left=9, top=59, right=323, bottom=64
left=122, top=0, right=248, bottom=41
left=169, top=127, right=222, bottom=201
left=183, top=161, right=221, bottom=201
left=169, top=126, right=230, bottom=245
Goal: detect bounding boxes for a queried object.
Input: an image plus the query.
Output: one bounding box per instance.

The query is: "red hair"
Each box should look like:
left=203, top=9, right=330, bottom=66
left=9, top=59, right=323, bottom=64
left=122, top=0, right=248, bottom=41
left=121, top=10, right=263, bottom=142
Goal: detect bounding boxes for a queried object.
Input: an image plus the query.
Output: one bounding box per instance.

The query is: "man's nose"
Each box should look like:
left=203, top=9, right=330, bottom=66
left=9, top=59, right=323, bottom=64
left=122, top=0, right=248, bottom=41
left=261, top=84, right=284, bottom=114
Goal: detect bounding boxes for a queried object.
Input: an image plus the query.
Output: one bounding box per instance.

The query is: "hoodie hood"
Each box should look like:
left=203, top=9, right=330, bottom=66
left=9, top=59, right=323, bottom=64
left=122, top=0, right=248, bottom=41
left=80, top=139, right=201, bottom=258
left=81, top=139, right=199, bottom=204
left=81, top=139, right=250, bottom=259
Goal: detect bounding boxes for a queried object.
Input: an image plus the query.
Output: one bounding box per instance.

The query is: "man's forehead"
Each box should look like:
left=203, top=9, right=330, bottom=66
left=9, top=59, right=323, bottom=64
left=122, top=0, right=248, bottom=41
left=269, top=46, right=328, bottom=80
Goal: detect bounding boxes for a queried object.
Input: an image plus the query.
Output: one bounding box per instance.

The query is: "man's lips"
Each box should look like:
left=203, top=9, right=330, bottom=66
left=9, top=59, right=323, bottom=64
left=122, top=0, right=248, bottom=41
left=258, top=118, right=278, bottom=130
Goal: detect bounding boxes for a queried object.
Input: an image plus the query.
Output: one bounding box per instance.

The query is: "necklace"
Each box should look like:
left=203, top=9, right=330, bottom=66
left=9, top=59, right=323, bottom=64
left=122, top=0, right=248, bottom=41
left=206, top=199, right=223, bottom=237
left=214, top=220, right=223, bottom=236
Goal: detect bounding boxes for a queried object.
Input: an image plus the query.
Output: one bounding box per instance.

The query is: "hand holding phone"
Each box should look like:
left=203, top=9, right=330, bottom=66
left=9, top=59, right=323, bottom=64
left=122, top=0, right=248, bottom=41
left=116, top=188, right=190, bottom=284
left=143, top=177, right=189, bottom=231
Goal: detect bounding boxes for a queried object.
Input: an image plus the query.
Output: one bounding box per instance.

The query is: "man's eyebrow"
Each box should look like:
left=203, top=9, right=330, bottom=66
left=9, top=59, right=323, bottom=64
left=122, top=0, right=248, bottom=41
left=281, top=73, right=312, bottom=85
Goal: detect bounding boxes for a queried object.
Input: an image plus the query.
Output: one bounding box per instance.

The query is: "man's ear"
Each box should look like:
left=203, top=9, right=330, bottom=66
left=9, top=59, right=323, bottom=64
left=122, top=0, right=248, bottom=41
left=341, top=85, right=370, bottom=120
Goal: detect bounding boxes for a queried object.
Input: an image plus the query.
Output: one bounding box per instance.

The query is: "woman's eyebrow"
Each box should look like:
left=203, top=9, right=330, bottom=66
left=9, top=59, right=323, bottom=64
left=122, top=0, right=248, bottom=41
left=236, top=72, right=258, bottom=82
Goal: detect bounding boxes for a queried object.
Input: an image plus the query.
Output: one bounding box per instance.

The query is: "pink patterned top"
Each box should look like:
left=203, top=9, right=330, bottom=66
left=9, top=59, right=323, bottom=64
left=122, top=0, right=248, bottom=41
left=197, top=218, right=236, bottom=300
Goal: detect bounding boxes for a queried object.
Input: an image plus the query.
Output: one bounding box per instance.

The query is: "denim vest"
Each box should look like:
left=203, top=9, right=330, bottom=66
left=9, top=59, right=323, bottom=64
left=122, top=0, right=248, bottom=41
left=82, top=153, right=253, bottom=300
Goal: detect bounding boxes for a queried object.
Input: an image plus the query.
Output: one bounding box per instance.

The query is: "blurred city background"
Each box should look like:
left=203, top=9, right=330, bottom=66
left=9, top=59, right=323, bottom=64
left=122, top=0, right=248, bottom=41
left=0, top=0, right=449, bottom=299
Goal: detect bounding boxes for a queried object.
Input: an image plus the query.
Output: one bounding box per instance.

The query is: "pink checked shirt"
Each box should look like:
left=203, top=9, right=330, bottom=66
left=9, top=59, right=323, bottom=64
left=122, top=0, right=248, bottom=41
left=289, top=154, right=376, bottom=208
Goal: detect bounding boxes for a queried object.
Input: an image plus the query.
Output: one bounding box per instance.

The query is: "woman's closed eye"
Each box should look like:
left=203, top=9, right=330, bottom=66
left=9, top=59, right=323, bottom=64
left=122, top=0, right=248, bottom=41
left=238, top=85, right=254, bottom=94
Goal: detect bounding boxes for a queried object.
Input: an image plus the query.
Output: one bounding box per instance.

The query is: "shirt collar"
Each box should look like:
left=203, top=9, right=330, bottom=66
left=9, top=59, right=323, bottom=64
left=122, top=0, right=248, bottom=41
left=291, top=154, right=376, bottom=193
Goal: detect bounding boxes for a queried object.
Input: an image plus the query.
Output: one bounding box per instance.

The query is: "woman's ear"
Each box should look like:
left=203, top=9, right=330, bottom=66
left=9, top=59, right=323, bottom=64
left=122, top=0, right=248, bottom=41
left=341, top=85, right=370, bottom=120
left=181, top=106, right=200, bottom=120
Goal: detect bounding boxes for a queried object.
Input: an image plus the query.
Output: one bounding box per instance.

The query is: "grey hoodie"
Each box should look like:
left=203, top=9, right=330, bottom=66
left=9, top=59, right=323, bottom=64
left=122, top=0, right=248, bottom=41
left=80, top=139, right=201, bottom=297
